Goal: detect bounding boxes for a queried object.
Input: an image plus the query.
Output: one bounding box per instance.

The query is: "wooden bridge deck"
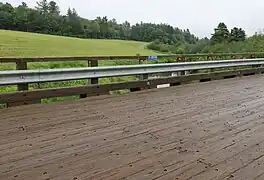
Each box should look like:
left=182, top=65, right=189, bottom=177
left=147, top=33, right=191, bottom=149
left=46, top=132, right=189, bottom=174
left=2, top=75, right=264, bottom=180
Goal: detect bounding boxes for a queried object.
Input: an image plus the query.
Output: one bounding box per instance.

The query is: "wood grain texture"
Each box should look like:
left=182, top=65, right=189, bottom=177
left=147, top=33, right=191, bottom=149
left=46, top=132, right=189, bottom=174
left=1, top=75, right=264, bottom=180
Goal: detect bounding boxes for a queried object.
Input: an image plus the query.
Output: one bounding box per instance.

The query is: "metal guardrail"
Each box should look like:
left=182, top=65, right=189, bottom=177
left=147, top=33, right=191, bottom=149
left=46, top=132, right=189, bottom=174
left=1, top=53, right=264, bottom=107
left=1, top=58, right=264, bottom=85
left=1, top=52, right=263, bottom=93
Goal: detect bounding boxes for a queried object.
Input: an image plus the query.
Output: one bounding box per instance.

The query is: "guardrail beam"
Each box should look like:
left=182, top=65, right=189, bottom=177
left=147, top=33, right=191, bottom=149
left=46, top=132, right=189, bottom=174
left=1, top=68, right=264, bottom=105
left=2, top=55, right=264, bottom=107
left=2, top=58, right=264, bottom=86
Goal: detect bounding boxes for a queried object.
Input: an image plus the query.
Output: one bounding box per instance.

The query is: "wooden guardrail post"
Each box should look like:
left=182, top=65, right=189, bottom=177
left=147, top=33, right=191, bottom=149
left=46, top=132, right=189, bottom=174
left=88, top=60, right=99, bottom=85
left=139, top=56, right=148, bottom=80
left=80, top=60, right=99, bottom=98
left=130, top=55, right=148, bottom=92
left=7, top=61, right=40, bottom=107
left=16, top=61, right=28, bottom=91
left=177, top=56, right=186, bottom=75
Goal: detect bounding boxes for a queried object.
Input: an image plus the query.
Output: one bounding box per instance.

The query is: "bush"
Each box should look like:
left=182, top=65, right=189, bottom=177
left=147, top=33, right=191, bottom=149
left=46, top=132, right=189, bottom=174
left=159, top=45, right=169, bottom=52
left=146, top=41, right=162, bottom=51
left=147, top=41, right=170, bottom=52
left=170, top=46, right=185, bottom=54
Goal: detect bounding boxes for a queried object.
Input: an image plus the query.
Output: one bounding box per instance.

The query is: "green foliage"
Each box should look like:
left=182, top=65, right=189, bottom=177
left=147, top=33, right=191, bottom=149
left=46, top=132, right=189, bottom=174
left=210, top=23, right=246, bottom=45
left=201, top=33, right=264, bottom=53
left=229, top=27, right=246, bottom=42
left=146, top=41, right=170, bottom=53
left=0, top=1, right=198, bottom=44
left=147, top=21, right=248, bottom=54
left=211, top=22, right=230, bottom=44
left=147, top=41, right=188, bottom=54
left=0, top=1, right=254, bottom=56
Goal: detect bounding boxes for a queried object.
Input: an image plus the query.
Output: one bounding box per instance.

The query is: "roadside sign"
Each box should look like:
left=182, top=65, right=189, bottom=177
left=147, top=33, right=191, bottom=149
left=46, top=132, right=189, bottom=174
left=148, top=56, right=158, bottom=60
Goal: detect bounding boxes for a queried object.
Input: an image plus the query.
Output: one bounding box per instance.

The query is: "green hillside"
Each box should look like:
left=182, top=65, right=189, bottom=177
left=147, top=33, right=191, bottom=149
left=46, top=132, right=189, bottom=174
left=0, top=30, right=156, bottom=101
left=0, top=30, right=155, bottom=57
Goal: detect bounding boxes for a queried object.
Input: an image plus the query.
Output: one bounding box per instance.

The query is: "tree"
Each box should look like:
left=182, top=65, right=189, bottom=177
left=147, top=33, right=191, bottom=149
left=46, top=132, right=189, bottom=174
left=67, top=8, right=84, bottom=36
left=21, top=2, right=27, bottom=7
left=120, top=21, right=131, bottom=40
left=14, top=2, right=30, bottom=31
left=238, top=28, right=246, bottom=41
left=229, top=27, right=246, bottom=42
left=48, top=1, right=60, bottom=15
left=0, top=3, right=15, bottom=29
left=211, top=22, right=229, bottom=44
left=36, top=0, right=49, bottom=14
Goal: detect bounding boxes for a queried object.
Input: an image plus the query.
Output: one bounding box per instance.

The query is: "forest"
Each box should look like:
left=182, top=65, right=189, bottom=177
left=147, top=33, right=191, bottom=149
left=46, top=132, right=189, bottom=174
left=1, top=0, right=264, bottom=54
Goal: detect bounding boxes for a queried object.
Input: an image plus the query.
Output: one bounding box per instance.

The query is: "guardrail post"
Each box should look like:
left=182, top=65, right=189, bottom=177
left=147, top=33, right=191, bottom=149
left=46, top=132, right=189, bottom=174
left=16, top=61, right=28, bottom=91
left=80, top=60, right=99, bottom=98
left=130, top=55, right=148, bottom=92
left=88, top=60, right=99, bottom=84
left=139, top=58, right=148, bottom=80
left=7, top=61, right=40, bottom=107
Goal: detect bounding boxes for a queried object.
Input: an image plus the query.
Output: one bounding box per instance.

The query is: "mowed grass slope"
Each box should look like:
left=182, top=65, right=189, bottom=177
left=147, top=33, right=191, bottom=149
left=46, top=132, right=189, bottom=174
left=0, top=30, right=156, bottom=103
left=0, top=30, right=154, bottom=57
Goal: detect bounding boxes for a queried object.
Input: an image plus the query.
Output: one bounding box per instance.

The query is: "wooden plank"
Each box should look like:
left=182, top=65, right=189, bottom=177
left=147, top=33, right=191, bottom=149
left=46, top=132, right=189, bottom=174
left=2, top=75, right=264, bottom=179
left=0, top=81, right=148, bottom=104
left=1, top=68, right=264, bottom=105
left=1, top=52, right=264, bottom=63
left=0, top=56, right=139, bottom=63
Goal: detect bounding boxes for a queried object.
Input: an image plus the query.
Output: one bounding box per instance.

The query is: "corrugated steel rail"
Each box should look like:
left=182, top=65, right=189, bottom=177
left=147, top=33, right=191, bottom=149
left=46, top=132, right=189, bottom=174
left=0, top=58, right=264, bottom=85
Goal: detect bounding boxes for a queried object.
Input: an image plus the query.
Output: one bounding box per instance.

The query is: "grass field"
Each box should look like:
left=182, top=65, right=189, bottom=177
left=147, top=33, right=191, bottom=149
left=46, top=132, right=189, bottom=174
left=0, top=29, right=157, bottom=71
left=0, top=30, right=155, bottom=57
left=0, top=30, right=159, bottom=104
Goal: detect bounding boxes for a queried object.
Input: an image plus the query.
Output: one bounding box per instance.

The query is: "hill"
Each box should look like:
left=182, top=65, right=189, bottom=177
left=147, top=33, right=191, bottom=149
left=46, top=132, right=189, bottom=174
left=0, top=1, right=198, bottom=53
left=0, top=30, right=155, bottom=57
left=0, top=30, right=156, bottom=98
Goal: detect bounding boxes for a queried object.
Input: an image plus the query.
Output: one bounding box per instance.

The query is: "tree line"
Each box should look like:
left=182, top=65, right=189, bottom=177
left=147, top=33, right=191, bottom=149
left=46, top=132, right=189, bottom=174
left=147, top=22, right=247, bottom=54
left=0, top=1, right=198, bottom=45
left=0, top=0, right=248, bottom=54
left=211, top=23, right=246, bottom=44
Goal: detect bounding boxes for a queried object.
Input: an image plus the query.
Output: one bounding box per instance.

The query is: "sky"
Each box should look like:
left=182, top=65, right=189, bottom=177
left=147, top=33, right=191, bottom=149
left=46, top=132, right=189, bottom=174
left=6, top=0, right=264, bottom=38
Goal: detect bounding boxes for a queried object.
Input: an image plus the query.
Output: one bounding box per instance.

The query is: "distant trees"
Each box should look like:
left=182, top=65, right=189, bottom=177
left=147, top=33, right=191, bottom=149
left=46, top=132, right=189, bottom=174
left=0, top=1, right=249, bottom=54
left=211, top=22, right=246, bottom=44
left=146, top=22, right=247, bottom=54
left=0, top=0, right=198, bottom=48
left=0, top=2, right=15, bottom=29
left=229, top=27, right=246, bottom=42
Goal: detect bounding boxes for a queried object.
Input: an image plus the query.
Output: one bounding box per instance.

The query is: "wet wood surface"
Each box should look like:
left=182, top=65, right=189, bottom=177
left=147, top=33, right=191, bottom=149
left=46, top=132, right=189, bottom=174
left=1, top=75, right=264, bottom=180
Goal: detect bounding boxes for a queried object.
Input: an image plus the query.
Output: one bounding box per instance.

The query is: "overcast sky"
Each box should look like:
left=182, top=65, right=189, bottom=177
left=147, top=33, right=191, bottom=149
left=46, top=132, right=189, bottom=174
left=6, top=0, right=264, bottom=38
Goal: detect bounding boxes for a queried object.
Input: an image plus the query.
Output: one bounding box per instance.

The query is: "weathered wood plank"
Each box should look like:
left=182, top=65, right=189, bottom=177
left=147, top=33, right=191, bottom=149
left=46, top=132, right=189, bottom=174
left=0, top=52, right=262, bottom=63
left=2, top=75, right=264, bottom=179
